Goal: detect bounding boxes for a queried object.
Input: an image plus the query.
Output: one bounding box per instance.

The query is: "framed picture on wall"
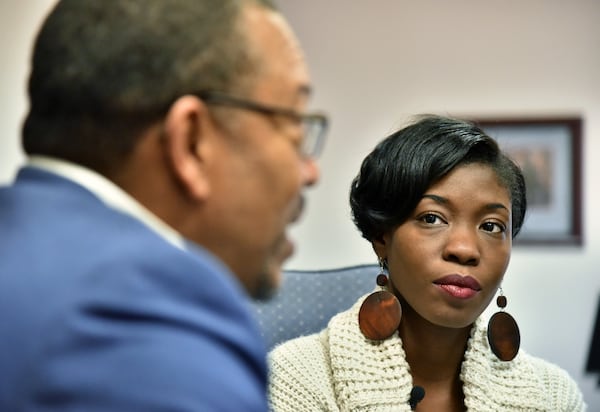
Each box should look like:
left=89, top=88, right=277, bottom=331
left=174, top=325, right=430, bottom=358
left=472, top=117, right=583, bottom=246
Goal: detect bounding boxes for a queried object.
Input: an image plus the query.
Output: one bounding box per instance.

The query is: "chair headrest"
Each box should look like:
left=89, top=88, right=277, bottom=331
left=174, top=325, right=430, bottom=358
left=251, top=264, right=378, bottom=350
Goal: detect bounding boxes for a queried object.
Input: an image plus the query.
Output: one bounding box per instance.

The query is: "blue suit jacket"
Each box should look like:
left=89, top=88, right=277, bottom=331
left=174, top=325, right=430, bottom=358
left=0, top=167, right=268, bottom=411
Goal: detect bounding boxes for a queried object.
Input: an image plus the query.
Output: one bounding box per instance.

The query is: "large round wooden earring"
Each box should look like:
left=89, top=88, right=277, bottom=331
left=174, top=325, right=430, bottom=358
left=487, top=288, right=520, bottom=361
left=358, top=259, right=402, bottom=340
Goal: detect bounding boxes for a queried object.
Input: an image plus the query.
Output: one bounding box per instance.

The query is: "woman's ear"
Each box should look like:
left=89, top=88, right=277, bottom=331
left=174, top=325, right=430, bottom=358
left=372, top=234, right=389, bottom=261
left=161, top=95, right=213, bottom=201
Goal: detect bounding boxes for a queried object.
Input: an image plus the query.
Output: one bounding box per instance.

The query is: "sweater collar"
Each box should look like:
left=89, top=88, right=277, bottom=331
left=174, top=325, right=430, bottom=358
left=326, top=293, right=549, bottom=411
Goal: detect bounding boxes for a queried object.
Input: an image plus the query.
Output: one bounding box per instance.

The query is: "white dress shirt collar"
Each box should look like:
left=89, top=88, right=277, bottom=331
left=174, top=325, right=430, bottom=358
left=27, top=155, right=185, bottom=250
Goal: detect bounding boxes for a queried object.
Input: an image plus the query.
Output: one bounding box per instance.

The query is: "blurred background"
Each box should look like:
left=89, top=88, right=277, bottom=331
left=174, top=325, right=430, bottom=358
left=2, top=0, right=599, bottom=407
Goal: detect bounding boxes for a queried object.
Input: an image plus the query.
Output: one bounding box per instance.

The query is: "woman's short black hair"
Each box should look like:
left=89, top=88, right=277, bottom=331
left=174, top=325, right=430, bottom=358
left=349, top=115, right=527, bottom=242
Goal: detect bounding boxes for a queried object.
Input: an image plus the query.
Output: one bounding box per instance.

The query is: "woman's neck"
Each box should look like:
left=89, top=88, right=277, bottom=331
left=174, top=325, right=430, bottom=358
left=398, top=302, right=472, bottom=411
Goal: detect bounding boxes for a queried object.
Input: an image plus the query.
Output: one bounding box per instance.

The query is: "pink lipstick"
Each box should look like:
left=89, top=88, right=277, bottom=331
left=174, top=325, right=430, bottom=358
left=433, top=274, right=481, bottom=299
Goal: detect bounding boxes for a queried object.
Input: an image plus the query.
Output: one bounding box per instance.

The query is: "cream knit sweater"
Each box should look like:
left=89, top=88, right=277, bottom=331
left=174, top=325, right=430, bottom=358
left=268, top=294, right=585, bottom=411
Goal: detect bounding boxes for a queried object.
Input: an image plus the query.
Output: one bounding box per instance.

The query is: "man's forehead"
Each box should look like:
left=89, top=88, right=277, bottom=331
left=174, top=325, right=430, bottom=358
left=242, top=4, right=311, bottom=100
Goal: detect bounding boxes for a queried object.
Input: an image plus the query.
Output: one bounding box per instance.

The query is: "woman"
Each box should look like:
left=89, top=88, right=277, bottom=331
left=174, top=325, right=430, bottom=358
left=267, top=115, right=585, bottom=411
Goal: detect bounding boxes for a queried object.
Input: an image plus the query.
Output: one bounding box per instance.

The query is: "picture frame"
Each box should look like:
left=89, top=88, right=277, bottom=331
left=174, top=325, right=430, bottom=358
left=472, top=117, right=583, bottom=246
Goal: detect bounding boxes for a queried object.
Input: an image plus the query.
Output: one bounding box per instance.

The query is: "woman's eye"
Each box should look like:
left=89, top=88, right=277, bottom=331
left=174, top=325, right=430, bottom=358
left=481, top=221, right=506, bottom=233
left=420, top=213, right=444, bottom=225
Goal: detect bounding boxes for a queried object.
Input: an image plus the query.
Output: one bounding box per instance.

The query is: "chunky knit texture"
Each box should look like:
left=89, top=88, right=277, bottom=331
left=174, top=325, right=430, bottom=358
left=268, top=294, right=585, bottom=411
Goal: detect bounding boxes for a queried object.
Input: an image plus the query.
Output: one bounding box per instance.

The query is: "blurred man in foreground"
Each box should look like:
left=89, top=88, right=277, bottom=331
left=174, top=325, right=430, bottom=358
left=0, top=1, right=327, bottom=410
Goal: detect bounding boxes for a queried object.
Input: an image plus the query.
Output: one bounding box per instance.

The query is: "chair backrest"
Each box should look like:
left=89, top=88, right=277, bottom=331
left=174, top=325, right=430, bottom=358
left=251, top=264, right=377, bottom=350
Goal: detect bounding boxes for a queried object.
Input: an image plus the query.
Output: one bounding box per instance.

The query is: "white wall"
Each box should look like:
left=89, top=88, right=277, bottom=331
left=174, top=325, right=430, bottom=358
left=0, top=0, right=56, bottom=182
left=2, top=0, right=599, bottom=407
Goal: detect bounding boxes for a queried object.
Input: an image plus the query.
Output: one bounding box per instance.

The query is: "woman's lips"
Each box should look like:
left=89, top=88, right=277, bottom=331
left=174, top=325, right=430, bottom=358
left=433, top=274, right=482, bottom=299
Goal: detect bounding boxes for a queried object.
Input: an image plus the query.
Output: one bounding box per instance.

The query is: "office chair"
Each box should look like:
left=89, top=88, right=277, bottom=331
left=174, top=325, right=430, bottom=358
left=251, top=264, right=377, bottom=350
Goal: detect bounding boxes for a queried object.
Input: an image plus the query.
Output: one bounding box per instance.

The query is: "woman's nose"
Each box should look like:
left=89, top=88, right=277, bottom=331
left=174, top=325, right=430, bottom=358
left=442, top=226, right=481, bottom=266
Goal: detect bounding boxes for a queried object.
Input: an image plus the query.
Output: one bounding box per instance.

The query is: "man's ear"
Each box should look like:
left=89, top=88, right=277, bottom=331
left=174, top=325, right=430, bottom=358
left=161, top=95, right=213, bottom=201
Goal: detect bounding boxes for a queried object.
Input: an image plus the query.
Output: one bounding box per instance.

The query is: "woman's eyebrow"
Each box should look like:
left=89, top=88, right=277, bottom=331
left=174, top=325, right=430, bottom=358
left=422, top=194, right=447, bottom=204
left=422, top=194, right=509, bottom=212
left=486, top=203, right=510, bottom=212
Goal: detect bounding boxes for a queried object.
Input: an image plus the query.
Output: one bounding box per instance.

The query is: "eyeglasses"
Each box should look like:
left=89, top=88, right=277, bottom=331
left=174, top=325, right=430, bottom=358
left=195, top=91, right=329, bottom=159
